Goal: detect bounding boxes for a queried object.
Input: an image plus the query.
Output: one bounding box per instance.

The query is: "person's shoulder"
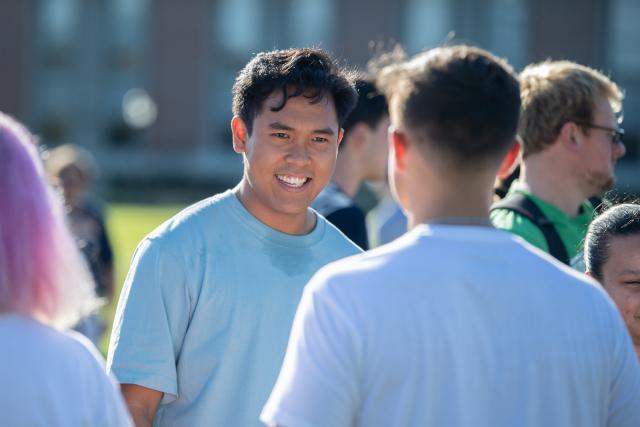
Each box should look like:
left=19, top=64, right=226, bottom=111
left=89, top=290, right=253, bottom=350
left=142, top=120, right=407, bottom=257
left=505, top=240, right=615, bottom=307
left=491, top=206, right=549, bottom=251
left=143, top=190, right=234, bottom=247
left=309, top=229, right=417, bottom=295
left=15, top=318, right=107, bottom=373
left=312, top=183, right=355, bottom=217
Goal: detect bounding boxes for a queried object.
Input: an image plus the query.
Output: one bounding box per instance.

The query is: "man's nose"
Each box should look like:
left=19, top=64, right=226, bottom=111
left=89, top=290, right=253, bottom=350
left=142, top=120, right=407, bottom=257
left=613, top=141, right=626, bottom=160
left=286, top=142, right=311, bottom=165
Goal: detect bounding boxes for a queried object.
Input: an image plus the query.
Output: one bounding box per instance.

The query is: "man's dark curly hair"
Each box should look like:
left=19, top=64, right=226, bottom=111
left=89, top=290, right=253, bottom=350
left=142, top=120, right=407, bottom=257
left=232, top=48, right=358, bottom=134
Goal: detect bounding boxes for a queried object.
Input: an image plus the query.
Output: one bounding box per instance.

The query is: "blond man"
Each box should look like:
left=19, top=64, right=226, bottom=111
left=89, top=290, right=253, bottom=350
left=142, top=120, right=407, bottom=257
left=491, top=61, right=626, bottom=265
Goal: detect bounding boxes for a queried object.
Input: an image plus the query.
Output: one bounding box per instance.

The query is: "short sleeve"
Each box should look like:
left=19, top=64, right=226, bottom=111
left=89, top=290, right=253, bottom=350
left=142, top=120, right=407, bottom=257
left=261, top=272, right=361, bottom=427
left=107, top=238, right=191, bottom=403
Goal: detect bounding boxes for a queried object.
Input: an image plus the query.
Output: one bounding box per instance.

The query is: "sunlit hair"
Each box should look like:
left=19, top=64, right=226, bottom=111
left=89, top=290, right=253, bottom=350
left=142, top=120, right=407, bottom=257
left=585, top=203, right=640, bottom=280
left=519, top=60, right=623, bottom=158
left=45, top=143, right=96, bottom=183
left=377, top=45, right=520, bottom=167
left=0, top=112, right=99, bottom=328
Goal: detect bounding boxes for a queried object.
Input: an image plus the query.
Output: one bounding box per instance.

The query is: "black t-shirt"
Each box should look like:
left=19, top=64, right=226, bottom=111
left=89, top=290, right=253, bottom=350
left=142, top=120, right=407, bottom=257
left=67, top=201, right=114, bottom=297
left=312, top=182, right=369, bottom=250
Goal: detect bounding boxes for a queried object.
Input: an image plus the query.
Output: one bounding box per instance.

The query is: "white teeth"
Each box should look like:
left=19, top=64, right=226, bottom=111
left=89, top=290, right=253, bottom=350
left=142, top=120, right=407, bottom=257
left=277, top=174, right=307, bottom=187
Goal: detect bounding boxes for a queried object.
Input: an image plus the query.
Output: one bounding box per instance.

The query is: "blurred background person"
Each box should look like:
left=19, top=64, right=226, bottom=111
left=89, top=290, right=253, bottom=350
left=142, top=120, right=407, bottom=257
left=585, top=203, right=640, bottom=360
left=491, top=61, right=626, bottom=266
left=46, top=144, right=115, bottom=346
left=0, top=112, right=132, bottom=426
left=366, top=183, right=407, bottom=247
left=313, top=77, right=389, bottom=249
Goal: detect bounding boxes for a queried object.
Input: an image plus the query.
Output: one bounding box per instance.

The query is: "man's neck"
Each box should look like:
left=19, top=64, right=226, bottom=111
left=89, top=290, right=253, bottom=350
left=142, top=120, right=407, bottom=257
left=521, top=155, right=587, bottom=217
left=635, top=345, right=640, bottom=361
left=233, top=184, right=316, bottom=235
left=331, top=151, right=363, bottom=198
left=406, top=174, right=494, bottom=230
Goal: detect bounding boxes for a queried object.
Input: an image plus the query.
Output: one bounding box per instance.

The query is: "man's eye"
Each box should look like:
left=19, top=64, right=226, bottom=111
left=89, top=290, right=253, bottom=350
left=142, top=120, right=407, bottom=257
left=271, top=133, right=289, bottom=139
left=312, top=137, right=329, bottom=143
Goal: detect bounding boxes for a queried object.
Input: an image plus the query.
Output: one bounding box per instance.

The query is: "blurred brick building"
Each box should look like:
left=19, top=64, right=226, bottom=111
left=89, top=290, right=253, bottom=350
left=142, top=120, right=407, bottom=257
left=1, top=0, right=638, bottom=200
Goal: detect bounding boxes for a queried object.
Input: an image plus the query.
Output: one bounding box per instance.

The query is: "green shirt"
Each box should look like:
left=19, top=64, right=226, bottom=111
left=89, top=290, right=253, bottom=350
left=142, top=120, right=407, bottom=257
left=490, top=181, right=594, bottom=261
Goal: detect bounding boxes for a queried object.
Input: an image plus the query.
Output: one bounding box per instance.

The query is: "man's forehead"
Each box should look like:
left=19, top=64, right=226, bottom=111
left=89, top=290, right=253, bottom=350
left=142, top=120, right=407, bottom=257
left=255, top=89, right=338, bottom=127
left=263, top=88, right=333, bottom=108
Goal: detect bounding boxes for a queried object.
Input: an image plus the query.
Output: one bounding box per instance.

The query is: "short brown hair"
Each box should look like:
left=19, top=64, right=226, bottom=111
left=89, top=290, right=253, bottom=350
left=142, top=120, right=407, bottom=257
left=377, top=45, right=520, bottom=166
left=519, top=60, right=623, bottom=157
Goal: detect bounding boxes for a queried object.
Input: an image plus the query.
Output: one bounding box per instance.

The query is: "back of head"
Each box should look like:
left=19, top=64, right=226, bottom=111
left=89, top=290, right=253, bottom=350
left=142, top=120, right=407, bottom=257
left=338, top=78, right=389, bottom=152
left=0, top=113, right=98, bottom=328
left=45, top=144, right=96, bottom=208
left=377, top=45, right=520, bottom=168
left=519, top=60, right=623, bottom=158
left=232, top=48, right=358, bottom=133
left=585, top=203, right=640, bottom=279
left=342, top=78, right=388, bottom=133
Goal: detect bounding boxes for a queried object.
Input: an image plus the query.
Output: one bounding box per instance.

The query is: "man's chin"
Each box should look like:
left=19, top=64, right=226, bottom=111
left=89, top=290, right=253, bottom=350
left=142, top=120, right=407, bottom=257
left=586, top=172, right=616, bottom=197
left=598, top=177, right=616, bottom=195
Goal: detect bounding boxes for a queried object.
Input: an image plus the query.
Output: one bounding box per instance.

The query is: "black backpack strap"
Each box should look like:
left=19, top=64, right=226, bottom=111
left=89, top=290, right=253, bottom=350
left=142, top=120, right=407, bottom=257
left=491, top=193, right=570, bottom=265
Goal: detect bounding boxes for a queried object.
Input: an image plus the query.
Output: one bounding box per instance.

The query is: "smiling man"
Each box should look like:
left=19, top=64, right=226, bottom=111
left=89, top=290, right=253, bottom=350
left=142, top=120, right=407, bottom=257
left=107, top=48, right=360, bottom=427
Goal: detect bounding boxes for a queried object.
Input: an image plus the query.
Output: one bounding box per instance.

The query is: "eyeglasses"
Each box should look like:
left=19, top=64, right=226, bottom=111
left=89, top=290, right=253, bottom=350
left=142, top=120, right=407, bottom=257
left=573, top=121, right=625, bottom=145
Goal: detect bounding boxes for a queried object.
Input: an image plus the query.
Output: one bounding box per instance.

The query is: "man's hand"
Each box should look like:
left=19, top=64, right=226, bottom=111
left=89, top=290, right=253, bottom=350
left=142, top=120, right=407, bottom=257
left=121, top=384, right=163, bottom=427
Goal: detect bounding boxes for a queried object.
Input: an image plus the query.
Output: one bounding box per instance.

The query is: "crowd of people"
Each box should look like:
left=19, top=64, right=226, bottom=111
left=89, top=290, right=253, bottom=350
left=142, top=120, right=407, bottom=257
left=1, top=43, right=639, bottom=426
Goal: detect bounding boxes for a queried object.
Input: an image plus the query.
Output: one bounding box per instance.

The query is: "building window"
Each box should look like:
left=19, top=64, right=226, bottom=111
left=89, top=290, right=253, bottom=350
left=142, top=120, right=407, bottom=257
left=288, top=0, right=335, bottom=49
left=607, top=0, right=640, bottom=163
left=487, top=0, right=528, bottom=70
left=403, top=0, right=451, bottom=54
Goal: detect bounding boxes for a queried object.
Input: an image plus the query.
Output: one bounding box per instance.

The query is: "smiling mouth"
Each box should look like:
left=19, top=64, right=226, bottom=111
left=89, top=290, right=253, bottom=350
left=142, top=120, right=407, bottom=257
left=276, top=174, right=311, bottom=189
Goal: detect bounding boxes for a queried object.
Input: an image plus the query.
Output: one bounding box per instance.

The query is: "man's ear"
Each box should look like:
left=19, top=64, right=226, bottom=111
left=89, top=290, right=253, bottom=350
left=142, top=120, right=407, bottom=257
left=231, top=116, right=249, bottom=154
left=390, top=128, right=408, bottom=172
left=497, top=139, right=521, bottom=179
left=345, top=123, right=368, bottom=151
left=558, top=121, right=581, bottom=152
left=337, top=127, right=344, bottom=148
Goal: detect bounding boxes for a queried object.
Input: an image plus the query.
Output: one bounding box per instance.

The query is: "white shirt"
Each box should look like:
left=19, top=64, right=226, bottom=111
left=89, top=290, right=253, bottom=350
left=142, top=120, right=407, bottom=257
left=262, top=225, right=640, bottom=427
left=0, top=314, right=132, bottom=427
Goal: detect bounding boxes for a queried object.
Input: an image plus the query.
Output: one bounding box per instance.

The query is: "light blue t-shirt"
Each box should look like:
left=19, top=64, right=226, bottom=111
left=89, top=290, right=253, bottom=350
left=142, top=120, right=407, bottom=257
left=107, top=189, right=361, bottom=426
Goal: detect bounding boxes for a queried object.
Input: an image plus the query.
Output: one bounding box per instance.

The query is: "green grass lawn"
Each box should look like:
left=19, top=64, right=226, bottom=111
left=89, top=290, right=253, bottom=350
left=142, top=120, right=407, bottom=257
left=99, top=203, right=185, bottom=354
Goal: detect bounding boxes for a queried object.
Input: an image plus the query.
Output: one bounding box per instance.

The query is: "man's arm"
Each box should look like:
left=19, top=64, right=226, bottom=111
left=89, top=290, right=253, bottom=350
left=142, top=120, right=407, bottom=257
left=121, top=384, right=162, bottom=427
left=107, top=239, right=188, bottom=425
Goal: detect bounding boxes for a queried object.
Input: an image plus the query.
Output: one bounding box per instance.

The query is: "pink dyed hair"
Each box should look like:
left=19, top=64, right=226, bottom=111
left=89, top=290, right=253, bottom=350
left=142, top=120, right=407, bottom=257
left=0, top=112, right=98, bottom=328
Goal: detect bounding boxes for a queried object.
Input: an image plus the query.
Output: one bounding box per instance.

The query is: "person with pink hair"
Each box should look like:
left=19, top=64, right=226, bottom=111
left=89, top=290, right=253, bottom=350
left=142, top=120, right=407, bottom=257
left=0, top=112, right=132, bottom=426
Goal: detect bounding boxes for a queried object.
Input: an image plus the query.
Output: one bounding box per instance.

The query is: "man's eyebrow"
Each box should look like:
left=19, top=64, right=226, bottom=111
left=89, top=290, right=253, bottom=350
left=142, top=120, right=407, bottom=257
left=269, top=122, right=295, bottom=131
left=314, top=128, right=335, bottom=136
left=268, top=122, right=335, bottom=135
